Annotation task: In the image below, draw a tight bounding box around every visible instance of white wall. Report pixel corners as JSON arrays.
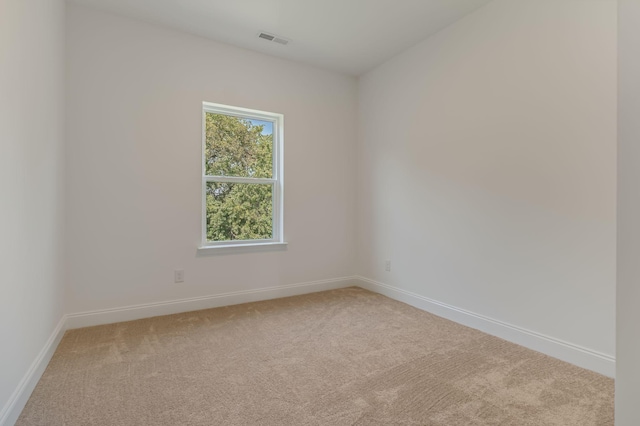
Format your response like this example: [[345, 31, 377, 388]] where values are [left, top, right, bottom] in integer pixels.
[[65, 5, 358, 314], [0, 0, 66, 423], [358, 0, 616, 362], [617, 0, 640, 423]]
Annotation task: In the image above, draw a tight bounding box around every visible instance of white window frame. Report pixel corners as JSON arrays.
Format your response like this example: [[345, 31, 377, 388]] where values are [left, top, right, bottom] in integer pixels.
[[199, 102, 285, 252]]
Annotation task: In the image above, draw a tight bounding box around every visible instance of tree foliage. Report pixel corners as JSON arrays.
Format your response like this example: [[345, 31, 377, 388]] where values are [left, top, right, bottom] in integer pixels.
[[205, 113, 273, 242]]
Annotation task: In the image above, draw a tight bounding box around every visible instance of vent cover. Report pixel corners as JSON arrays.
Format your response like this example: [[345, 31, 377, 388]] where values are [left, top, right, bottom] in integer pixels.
[[258, 32, 290, 46]]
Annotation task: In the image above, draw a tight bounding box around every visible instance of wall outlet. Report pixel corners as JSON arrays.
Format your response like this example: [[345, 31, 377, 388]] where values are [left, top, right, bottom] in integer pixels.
[[385, 260, 391, 272], [174, 269, 184, 283]]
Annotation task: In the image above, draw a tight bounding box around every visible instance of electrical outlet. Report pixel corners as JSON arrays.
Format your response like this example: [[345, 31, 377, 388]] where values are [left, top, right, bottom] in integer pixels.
[[174, 269, 184, 283], [385, 260, 391, 272]]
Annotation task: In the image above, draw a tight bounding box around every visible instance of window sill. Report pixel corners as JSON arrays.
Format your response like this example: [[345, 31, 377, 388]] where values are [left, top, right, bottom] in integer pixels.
[[197, 241, 288, 255]]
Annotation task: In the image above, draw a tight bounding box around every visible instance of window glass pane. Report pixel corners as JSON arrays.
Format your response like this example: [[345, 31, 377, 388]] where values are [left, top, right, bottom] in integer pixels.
[[205, 113, 273, 178], [206, 182, 273, 242]]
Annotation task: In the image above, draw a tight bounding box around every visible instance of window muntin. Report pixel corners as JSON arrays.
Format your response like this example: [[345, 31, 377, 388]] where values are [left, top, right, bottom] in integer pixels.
[[202, 102, 283, 247]]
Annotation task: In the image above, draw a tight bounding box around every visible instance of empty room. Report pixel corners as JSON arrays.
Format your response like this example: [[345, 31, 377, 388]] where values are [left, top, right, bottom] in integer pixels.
[[2, 0, 640, 424]]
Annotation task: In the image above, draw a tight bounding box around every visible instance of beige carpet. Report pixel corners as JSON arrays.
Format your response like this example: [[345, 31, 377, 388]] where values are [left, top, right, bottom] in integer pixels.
[[17, 287, 613, 425]]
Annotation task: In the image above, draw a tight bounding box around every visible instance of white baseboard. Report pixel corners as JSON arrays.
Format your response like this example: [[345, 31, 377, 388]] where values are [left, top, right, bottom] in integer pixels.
[[0, 316, 67, 426], [66, 276, 357, 329], [355, 276, 615, 378]]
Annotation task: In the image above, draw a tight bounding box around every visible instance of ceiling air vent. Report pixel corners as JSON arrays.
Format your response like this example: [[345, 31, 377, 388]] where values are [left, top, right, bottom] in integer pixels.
[[258, 32, 290, 46]]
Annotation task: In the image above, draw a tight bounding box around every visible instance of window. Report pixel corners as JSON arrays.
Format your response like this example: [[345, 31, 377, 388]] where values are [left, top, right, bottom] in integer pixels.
[[200, 102, 284, 250]]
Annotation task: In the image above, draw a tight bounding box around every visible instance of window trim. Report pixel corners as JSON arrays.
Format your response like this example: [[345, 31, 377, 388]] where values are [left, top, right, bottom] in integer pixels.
[[199, 102, 284, 251]]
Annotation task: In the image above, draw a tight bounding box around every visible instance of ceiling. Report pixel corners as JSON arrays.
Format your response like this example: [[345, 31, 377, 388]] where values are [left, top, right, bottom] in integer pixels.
[[70, 0, 493, 76]]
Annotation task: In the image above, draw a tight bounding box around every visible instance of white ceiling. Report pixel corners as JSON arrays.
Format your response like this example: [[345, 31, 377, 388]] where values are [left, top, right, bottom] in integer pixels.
[[70, 0, 493, 76]]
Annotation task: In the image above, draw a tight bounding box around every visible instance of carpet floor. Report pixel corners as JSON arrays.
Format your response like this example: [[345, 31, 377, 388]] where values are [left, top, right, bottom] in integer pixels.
[[17, 287, 613, 425]]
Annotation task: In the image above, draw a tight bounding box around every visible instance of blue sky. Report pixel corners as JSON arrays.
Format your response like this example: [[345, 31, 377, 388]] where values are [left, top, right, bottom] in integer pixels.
[[249, 119, 273, 136]]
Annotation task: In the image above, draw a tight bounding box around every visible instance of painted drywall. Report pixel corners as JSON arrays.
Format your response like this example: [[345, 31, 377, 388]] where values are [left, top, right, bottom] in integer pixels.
[[0, 0, 66, 422], [358, 0, 616, 359], [617, 0, 640, 423], [65, 5, 358, 314]]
